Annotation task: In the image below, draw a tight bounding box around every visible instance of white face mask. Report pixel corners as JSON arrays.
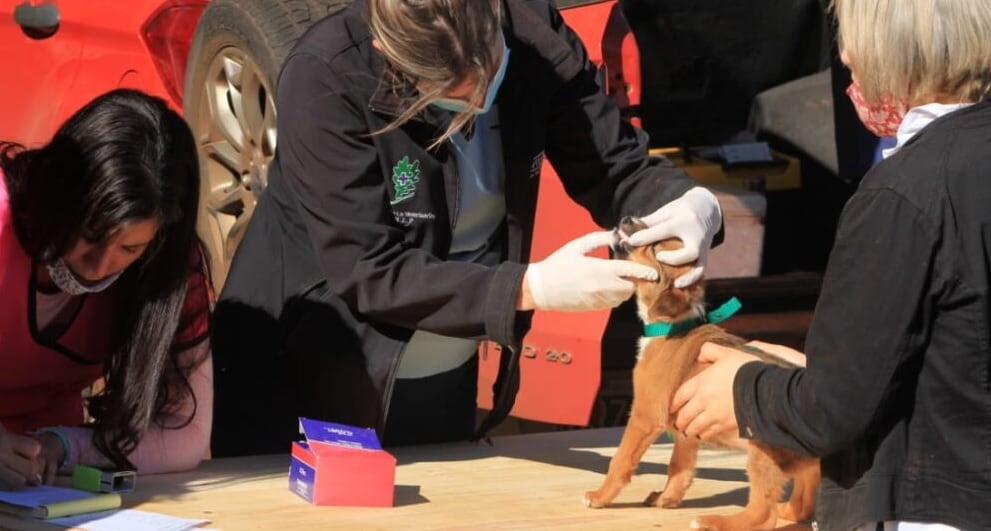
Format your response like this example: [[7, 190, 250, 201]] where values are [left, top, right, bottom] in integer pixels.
[[45, 258, 123, 296]]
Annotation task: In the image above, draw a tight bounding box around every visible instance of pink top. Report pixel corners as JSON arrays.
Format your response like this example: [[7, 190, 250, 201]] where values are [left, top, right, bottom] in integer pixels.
[[0, 169, 212, 474], [60, 342, 213, 474]]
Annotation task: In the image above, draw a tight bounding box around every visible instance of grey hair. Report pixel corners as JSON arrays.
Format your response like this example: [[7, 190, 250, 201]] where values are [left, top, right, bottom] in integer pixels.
[[833, 0, 991, 106], [366, 0, 504, 148]]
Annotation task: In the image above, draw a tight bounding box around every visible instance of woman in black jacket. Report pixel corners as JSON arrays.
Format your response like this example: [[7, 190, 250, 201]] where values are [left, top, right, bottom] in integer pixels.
[[671, 1, 991, 529], [211, 0, 722, 455]]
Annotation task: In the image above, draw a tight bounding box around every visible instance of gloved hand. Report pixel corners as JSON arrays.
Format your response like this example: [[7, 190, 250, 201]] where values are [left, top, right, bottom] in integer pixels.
[[626, 187, 721, 288], [525, 231, 659, 312]]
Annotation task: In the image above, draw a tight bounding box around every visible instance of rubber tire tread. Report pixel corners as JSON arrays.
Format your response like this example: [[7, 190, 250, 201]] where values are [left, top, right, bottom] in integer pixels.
[[183, 0, 354, 288]]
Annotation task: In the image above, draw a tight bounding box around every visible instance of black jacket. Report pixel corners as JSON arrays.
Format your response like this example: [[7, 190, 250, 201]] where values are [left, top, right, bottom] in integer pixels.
[[211, 0, 696, 455], [734, 101, 991, 530]]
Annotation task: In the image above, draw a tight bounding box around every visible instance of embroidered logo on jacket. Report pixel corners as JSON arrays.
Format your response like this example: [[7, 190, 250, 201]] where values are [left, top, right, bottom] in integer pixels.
[[390, 156, 420, 205]]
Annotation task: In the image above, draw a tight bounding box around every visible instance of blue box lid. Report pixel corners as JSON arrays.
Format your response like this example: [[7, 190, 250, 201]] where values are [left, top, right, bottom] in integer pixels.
[[299, 417, 382, 450]]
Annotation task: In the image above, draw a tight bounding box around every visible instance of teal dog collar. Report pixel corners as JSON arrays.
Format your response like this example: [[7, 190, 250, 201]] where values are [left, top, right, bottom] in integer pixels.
[[642, 297, 742, 337]]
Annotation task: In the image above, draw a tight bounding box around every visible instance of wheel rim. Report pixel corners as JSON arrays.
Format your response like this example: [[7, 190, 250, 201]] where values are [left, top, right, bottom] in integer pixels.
[[192, 46, 277, 289]]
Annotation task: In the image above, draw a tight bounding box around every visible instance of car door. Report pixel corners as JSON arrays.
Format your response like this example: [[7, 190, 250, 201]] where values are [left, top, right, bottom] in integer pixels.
[[0, 0, 87, 146]]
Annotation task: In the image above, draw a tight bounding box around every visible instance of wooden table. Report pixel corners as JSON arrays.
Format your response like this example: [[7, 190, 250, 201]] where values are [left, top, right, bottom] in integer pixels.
[[0, 428, 812, 530]]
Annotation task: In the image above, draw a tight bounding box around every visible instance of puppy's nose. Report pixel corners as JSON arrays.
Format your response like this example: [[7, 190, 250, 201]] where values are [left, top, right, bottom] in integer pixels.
[[609, 227, 624, 255], [610, 225, 634, 258]]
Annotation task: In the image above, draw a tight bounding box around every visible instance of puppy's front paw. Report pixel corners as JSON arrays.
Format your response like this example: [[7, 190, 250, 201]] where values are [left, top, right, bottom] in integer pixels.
[[692, 513, 776, 531], [583, 490, 610, 509], [644, 490, 683, 508], [689, 516, 723, 530]]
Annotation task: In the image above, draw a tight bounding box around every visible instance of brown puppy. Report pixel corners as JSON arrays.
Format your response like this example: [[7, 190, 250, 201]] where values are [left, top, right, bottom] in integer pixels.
[[583, 217, 819, 530]]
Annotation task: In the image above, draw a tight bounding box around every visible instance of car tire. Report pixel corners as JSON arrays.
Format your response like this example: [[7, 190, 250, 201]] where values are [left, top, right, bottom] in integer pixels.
[[184, 0, 353, 292]]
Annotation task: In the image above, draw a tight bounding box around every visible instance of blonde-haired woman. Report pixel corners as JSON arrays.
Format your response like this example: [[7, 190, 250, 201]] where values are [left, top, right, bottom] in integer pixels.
[[210, 0, 722, 455], [670, 1, 991, 529]]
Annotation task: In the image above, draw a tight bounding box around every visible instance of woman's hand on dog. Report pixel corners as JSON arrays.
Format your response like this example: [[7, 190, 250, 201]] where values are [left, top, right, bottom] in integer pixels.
[[670, 342, 762, 440]]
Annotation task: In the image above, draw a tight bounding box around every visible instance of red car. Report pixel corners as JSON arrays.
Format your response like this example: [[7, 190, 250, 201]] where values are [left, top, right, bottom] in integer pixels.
[[0, 0, 838, 431]]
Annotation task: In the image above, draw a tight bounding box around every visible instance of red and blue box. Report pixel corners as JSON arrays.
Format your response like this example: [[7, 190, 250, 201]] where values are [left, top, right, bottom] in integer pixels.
[[289, 417, 396, 507]]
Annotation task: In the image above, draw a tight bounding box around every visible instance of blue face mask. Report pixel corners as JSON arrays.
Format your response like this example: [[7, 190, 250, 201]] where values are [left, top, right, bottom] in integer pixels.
[[430, 45, 510, 115]]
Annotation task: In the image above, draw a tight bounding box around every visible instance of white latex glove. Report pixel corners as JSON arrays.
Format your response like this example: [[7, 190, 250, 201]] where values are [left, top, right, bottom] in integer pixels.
[[526, 231, 659, 312], [626, 187, 721, 288]]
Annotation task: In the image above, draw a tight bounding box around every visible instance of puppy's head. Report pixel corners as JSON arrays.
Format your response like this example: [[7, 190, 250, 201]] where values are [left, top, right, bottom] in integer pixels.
[[611, 216, 705, 323]]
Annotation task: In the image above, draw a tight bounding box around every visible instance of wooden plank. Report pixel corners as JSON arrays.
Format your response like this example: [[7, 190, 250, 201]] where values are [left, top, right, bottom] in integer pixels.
[[0, 428, 812, 530]]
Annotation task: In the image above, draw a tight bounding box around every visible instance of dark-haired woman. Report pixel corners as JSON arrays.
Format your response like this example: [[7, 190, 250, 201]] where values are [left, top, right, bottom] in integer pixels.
[[0, 89, 212, 489]]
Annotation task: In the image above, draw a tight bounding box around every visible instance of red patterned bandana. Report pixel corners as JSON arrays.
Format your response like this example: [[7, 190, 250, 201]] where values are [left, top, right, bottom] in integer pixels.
[[846, 80, 907, 138]]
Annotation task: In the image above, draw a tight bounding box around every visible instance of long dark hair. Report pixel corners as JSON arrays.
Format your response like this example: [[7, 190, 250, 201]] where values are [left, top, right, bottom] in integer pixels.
[[0, 89, 205, 469]]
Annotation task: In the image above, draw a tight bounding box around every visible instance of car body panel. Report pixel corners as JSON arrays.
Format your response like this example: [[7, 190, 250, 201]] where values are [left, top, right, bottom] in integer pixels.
[[67, 0, 180, 111], [0, 0, 86, 146], [0, 0, 184, 146]]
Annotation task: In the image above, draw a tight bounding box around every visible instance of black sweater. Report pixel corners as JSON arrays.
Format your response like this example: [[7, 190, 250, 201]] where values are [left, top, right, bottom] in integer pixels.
[[734, 101, 991, 530]]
